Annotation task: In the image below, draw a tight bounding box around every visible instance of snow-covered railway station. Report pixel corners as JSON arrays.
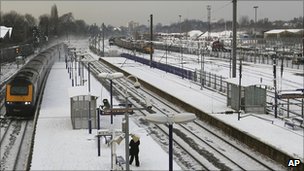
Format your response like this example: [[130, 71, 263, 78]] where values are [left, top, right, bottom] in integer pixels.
[[2, 38, 303, 170], [1, 1, 304, 170]]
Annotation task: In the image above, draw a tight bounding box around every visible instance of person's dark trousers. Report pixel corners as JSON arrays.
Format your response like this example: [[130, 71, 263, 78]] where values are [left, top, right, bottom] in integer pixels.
[[129, 153, 140, 166]]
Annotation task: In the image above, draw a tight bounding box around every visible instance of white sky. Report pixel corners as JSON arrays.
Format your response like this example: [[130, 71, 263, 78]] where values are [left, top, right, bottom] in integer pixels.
[[1, 1, 303, 27]]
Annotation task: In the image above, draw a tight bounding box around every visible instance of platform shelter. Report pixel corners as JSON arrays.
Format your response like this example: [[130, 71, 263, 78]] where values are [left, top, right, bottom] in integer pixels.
[[68, 87, 99, 129], [226, 78, 267, 114]]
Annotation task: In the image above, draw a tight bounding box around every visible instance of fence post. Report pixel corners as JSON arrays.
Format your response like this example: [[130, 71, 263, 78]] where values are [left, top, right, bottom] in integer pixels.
[[202, 71, 206, 87], [220, 75, 223, 92], [287, 99, 290, 118], [214, 73, 217, 89], [194, 69, 197, 82], [208, 72, 211, 87]]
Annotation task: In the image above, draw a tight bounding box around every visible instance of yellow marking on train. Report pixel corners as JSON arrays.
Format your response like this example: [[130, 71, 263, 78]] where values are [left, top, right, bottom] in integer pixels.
[[6, 84, 33, 102]]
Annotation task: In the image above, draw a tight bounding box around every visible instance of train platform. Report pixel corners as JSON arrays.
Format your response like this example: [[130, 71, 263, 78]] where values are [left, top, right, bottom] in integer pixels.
[[30, 61, 181, 170], [30, 44, 303, 170]]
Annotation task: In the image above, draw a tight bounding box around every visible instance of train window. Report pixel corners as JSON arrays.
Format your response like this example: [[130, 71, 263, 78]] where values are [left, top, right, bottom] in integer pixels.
[[10, 86, 28, 95]]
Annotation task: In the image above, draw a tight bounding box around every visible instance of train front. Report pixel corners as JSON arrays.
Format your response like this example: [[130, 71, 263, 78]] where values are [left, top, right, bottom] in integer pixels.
[[5, 78, 35, 117]]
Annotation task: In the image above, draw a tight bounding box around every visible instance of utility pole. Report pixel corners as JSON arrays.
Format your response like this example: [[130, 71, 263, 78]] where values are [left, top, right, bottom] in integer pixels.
[[253, 6, 258, 64], [179, 14, 183, 76], [302, 0, 304, 118], [207, 5, 211, 40], [150, 14, 153, 68], [102, 23, 105, 57], [0, 0, 2, 77], [232, 0, 237, 78], [272, 54, 278, 118]]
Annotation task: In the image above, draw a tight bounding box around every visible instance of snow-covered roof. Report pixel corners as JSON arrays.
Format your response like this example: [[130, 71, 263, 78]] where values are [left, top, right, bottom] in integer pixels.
[[0, 26, 12, 38], [225, 77, 269, 87], [201, 31, 220, 38], [200, 30, 232, 39], [187, 30, 203, 39], [68, 86, 99, 98], [264, 29, 303, 34]]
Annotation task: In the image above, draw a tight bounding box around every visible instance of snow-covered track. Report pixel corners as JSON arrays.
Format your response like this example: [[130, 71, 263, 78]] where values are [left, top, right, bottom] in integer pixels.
[[83, 55, 286, 170], [0, 43, 66, 171], [0, 120, 33, 171], [128, 85, 283, 170], [84, 59, 210, 170]]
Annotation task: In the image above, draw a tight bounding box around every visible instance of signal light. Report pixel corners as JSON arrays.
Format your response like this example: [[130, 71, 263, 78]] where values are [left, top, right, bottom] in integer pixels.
[[16, 48, 20, 54]]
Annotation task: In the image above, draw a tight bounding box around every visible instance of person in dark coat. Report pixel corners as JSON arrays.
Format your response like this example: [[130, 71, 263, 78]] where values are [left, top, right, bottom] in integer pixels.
[[129, 134, 140, 167]]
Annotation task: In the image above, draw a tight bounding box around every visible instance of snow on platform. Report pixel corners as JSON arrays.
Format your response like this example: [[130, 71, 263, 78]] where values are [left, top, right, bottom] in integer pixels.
[[30, 43, 303, 170], [31, 62, 180, 170]]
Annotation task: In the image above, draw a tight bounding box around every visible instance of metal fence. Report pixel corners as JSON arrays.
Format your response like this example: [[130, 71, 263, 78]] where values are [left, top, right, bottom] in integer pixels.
[[121, 53, 303, 118], [121, 53, 227, 93]]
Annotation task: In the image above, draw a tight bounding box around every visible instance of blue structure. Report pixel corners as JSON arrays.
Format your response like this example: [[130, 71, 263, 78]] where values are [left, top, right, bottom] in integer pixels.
[[121, 53, 193, 80]]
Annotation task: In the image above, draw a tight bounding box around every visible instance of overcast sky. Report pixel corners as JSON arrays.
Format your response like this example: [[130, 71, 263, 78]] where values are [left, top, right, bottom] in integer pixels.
[[1, 1, 303, 27]]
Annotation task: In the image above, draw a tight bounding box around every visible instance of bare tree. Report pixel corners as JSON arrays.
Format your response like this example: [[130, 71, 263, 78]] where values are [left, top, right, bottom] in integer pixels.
[[239, 15, 250, 27], [39, 14, 50, 38]]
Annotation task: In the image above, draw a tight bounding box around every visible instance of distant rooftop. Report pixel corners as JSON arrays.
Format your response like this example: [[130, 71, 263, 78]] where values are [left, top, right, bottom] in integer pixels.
[[0, 26, 13, 38], [264, 29, 303, 34]]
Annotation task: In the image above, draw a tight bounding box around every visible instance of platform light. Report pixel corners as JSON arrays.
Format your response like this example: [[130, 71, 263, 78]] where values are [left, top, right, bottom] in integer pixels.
[[145, 112, 196, 171], [122, 74, 141, 171], [98, 72, 124, 169], [98, 72, 124, 80], [98, 72, 124, 124]]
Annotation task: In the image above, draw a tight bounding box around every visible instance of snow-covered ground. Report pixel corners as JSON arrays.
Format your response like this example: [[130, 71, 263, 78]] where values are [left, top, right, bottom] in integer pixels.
[[31, 61, 181, 170], [98, 56, 304, 159], [99, 39, 304, 159], [3, 38, 302, 170]]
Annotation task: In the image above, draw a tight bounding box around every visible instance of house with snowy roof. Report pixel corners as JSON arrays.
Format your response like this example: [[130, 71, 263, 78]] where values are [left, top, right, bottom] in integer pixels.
[[264, 29, 303, 38], [0, 26, 13, 39]]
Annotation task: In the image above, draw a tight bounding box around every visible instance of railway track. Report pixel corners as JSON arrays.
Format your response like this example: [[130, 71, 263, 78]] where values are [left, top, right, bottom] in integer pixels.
[[0, 76, 45, 171], [128, 81, 284, 170], [129, 50, 304, 118], [81, 54, 286, 170], [0, 119, 34, 171], [0, 46, 62, 171]]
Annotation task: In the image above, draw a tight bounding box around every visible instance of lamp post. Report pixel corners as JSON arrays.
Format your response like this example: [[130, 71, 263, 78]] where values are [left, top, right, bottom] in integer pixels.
[[124, 75, 141, 171], [87, 62, 94, 134], [98, 72, 124, 169], [201, 47, 205, 90], [238, 56, 243, 121], [145, 113, 196, 171], [79, 58, 98, 134], [98, 72, 124, 124]]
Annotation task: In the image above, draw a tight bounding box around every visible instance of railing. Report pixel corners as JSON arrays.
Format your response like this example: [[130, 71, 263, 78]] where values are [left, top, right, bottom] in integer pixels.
[[120, 53, 303, 119], [122, 53, 228, 94]]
